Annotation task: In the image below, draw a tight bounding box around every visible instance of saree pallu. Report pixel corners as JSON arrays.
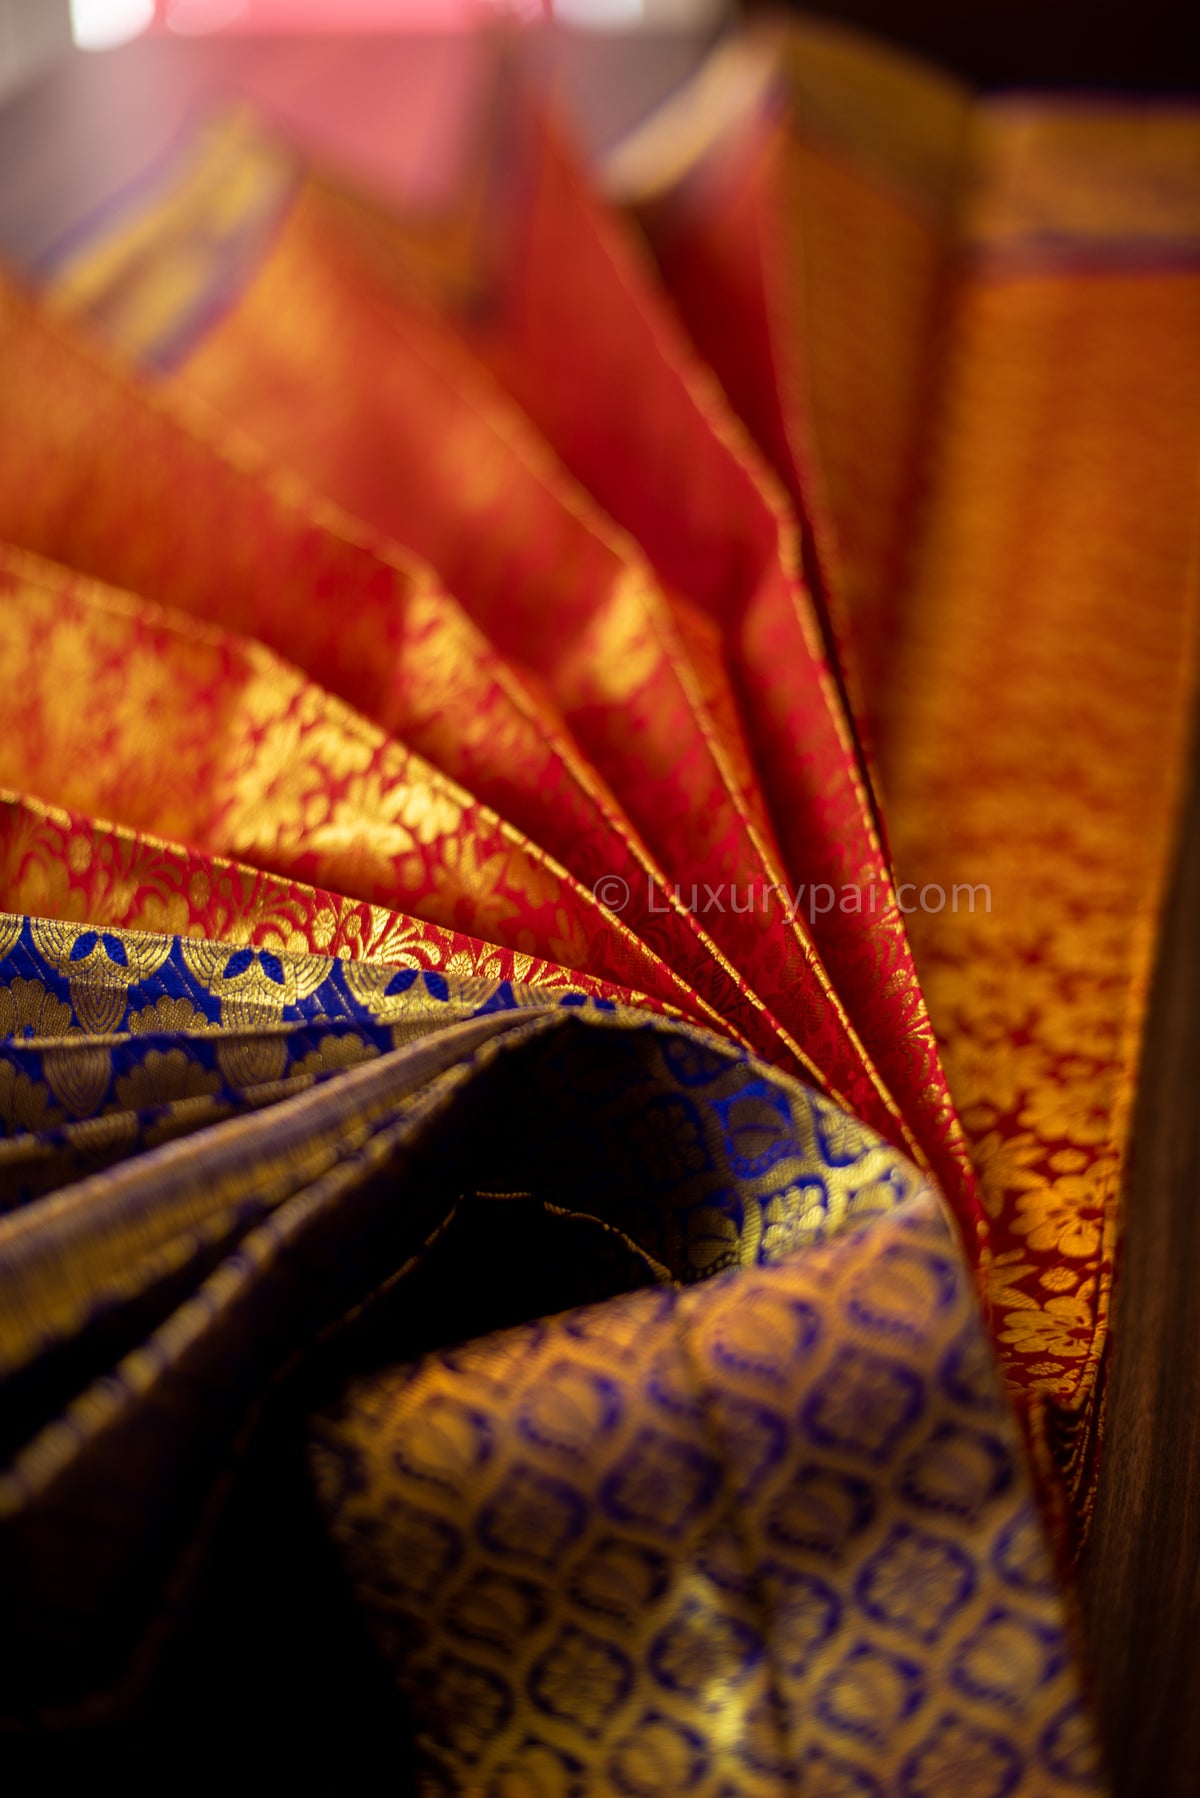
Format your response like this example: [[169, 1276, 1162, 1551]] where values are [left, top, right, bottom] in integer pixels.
[[0, 15, 1196, 1791], [606, 21, 1200, 1537], [12, 111, 956, 1185]]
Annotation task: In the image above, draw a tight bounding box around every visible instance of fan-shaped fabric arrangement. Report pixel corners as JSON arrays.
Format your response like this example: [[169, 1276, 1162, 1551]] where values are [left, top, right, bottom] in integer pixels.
[[0, 19, 1196, 1791]]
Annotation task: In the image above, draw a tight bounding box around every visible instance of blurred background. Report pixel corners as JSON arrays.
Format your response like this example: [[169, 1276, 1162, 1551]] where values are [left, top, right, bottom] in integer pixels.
[[1, 0, 1196, 275], [3, 0, 1198, 92]]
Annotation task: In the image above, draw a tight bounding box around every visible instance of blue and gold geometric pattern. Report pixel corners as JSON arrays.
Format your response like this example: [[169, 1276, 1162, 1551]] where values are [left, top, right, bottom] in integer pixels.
[[0, 914, 1102, 1792]]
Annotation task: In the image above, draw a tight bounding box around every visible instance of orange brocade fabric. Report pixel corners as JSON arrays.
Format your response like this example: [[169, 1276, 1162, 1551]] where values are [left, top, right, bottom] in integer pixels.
[[0, 23, 1197, 1769], [616, 28, 1200, 1534]]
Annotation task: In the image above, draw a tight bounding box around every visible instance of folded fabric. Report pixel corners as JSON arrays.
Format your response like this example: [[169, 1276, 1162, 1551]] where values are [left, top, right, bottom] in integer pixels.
[[0, 15, 1196, 1790], [0, 915, 1099, 1795]]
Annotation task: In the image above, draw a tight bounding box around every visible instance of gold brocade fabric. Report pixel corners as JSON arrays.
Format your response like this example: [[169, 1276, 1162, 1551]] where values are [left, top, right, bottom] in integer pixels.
[[0, 15, 1196, 1792], [612, 23, 1200, 1537], [0, 916, 1099, 1794], [881, 234, 1200, 1526], [20, 110, 959, 1180]]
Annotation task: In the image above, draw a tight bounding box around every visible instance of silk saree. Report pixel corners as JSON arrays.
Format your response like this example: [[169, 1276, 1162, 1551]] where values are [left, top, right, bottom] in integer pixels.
[[0, 17, 1197, 1793]]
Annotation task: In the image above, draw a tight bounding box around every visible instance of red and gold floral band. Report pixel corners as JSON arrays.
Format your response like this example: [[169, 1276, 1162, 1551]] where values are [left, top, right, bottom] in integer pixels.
[[604, 21, 1200, 1536], [13, 100, 976, 1221]]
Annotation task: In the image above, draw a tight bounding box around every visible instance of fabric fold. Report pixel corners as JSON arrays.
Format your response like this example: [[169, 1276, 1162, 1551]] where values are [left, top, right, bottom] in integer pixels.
[[0, 919, 1100, 1798], [0, 18, 1195, 1785]]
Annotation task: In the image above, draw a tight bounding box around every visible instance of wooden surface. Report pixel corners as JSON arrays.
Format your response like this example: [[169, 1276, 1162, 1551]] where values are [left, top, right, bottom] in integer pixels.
[[1079, 741, 1200, 1797]]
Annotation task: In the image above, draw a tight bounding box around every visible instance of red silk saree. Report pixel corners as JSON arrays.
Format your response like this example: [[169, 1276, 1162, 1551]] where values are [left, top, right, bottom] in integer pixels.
[[0, 18, 1196, 1793]]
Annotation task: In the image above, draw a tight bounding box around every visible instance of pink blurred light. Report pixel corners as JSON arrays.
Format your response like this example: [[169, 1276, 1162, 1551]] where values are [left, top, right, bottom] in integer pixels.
[[158, 0, 536, 29]]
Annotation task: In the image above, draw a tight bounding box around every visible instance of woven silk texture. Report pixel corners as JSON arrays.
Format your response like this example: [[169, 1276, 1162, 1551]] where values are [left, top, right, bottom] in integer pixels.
[[0, 16, 1196, 1795]]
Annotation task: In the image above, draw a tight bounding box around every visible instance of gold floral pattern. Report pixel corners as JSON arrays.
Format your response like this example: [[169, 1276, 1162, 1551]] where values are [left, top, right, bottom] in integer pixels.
[[0, 977, 75, 1040], [112, 1049, 223, 1113], [0, 545, 731, 1046]]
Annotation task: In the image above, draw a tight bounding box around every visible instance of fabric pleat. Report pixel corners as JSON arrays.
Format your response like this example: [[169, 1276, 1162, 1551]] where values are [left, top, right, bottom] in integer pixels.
[[0, 18, 1195, 1790]]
